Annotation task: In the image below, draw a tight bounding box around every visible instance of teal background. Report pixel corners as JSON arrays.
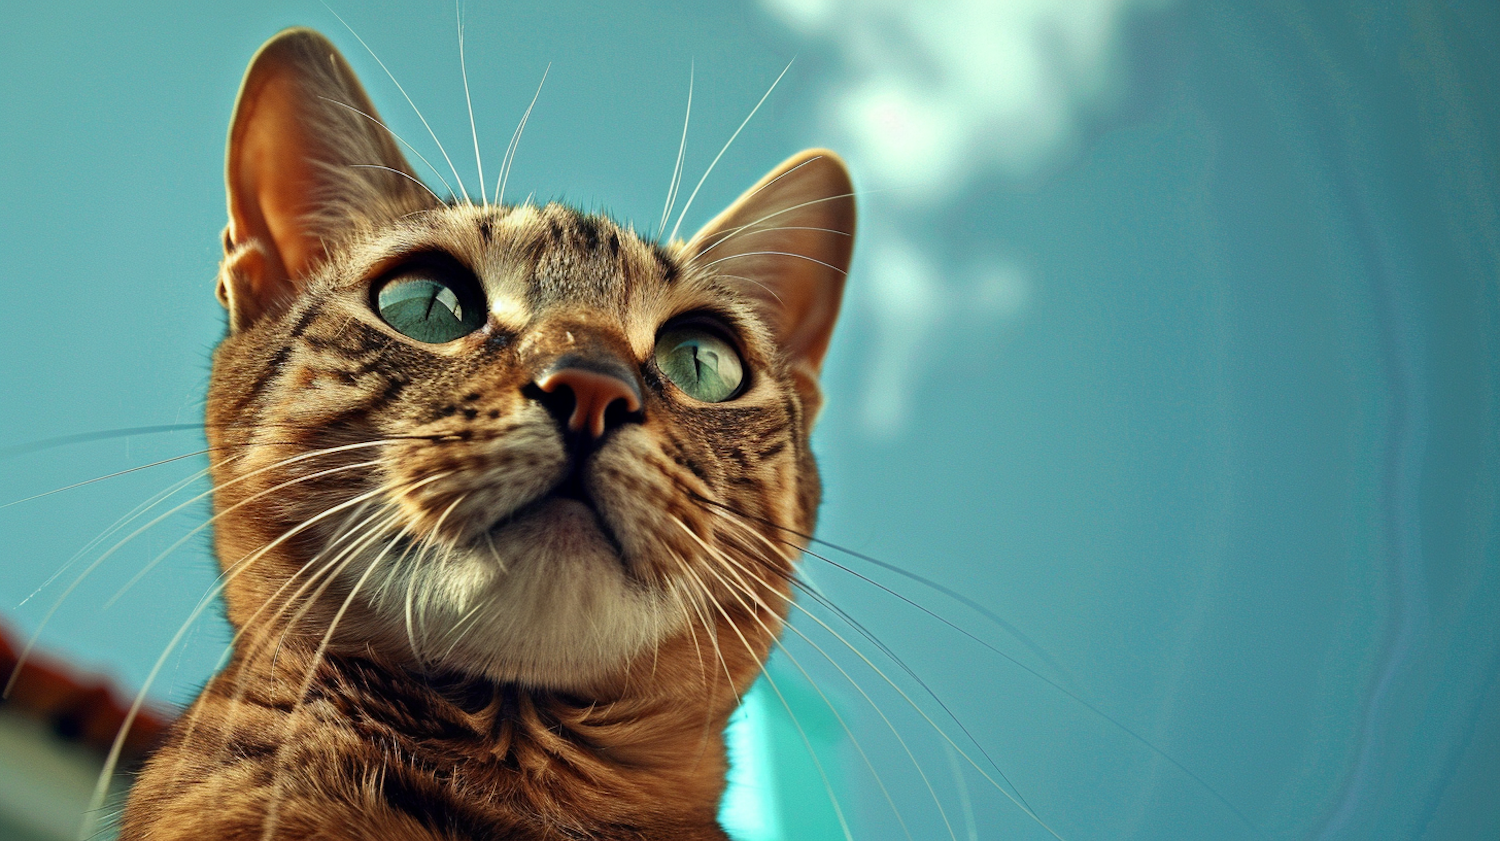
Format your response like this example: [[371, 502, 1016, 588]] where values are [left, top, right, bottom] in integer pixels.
[[2, 2, 1497, 839]]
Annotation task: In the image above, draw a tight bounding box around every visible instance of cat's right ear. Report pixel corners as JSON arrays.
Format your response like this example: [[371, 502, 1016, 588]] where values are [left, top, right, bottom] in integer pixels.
[[219, 28, 438, 331]]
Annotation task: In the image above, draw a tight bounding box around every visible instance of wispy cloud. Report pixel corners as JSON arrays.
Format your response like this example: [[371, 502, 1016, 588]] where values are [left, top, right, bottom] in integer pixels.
[[763, 0, 1171, 434]]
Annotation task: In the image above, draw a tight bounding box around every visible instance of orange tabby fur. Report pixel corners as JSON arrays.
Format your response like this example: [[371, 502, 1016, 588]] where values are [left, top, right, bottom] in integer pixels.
[[119, 28, 854, 840]]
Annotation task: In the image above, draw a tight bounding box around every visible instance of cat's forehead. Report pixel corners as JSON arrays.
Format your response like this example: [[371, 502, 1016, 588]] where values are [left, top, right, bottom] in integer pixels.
[[335, 201, 729, 340]]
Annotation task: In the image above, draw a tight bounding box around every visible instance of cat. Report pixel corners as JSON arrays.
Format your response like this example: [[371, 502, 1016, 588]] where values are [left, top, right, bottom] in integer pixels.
[[116, 27, 854, 840]]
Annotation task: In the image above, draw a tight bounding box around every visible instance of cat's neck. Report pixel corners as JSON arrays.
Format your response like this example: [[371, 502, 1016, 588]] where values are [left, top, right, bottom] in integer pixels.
[[123, 640, 743, 840]]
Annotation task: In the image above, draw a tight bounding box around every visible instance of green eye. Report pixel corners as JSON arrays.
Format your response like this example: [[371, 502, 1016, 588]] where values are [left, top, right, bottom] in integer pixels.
[[375, 272, 485, 343], [655, 324, 745, 403]]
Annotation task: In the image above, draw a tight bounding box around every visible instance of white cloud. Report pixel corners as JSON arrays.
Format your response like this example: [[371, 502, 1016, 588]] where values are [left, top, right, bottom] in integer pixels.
[[767, 0, 1170, 197], [762, 0, 1171, 433]]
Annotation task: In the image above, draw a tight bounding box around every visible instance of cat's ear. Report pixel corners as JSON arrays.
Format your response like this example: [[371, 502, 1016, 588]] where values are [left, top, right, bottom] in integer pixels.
[[219, 28, 438, 331], [686, 149, 855, 423]]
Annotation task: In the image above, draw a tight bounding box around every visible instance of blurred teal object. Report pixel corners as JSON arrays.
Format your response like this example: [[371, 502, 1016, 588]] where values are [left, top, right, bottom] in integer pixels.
[[720, 662, 848, 841]]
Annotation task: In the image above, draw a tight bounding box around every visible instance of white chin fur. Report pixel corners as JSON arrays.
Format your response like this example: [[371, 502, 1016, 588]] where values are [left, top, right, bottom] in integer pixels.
[[358, 498, 681, 689]]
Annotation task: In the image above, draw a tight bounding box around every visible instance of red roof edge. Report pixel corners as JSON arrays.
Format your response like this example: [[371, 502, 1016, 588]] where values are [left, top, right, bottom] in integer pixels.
[[0, 621, 172, 762]]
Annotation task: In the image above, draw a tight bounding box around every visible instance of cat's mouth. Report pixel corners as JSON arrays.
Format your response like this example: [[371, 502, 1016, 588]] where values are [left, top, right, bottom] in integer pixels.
[[485, 456, 626, 560]]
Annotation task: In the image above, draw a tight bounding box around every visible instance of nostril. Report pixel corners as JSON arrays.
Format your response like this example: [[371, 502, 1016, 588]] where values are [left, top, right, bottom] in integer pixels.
[[601, 396, 635, 432], [523, 381, 576, 431], [532, 366, 643, 439]]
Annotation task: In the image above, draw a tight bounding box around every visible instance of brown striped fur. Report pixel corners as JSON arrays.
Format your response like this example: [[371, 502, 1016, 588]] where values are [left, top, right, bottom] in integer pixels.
[[119, 28, 854, 840]]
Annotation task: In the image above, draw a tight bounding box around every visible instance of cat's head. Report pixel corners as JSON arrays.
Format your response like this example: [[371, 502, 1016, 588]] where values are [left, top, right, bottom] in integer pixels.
[[204, 29, 854, 698]]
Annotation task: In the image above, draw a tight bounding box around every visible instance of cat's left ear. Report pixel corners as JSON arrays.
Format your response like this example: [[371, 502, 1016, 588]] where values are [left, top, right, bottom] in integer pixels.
[[218, 28, 439, 331], [686, 149, 855, 424]]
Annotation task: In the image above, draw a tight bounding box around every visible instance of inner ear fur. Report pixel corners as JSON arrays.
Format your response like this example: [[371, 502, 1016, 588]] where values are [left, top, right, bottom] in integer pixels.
[[219, 27, 438, 331], [686, 149, 856, 422]]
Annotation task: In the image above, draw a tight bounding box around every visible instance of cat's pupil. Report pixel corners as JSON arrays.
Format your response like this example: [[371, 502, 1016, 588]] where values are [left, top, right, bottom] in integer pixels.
[[654, 326, 745, 402], [376, 274, 485, 343]]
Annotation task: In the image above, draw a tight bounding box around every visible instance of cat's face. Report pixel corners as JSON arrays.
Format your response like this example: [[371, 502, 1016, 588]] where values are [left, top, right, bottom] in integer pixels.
[[203, 29, 854, 695]]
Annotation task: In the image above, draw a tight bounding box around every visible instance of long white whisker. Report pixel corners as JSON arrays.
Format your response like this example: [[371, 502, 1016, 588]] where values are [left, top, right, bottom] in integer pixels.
[[6, 439, 396, 699], [323, 4, 472, 203], [943, 742, 980, 841], [321, 97, 458, 200], [697, 249, 849, 276], [348, 164, 446, 204], [667, 551, 750, 774], [659, 64, 693, 235], [712, 503, 1239, 836], [261, 510, 405, 841], [670, 534, 853, 841], [78, 567, 229, 841], [706, 512, 1064, 838], [496, 65, 550, 204], [77, 471, 427, 840], [456, 2, 486, 204], [403, 546, 424, 662], [685, 189, 862, 265], [690, 490, 1077, 686], [20, 460, 216, 608], [2, 449, 213, 511], [104, 456, 385, 609], [673, 557, 738, 703], [668, 59, 793, 244], [671, 572, 710, 689], [170, 487, 429, 781], [681, 523, 921, 841]]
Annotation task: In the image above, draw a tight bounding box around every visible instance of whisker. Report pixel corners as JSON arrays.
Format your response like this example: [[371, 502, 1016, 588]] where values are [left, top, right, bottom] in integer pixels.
[[706, 271, 785, 305], [672, 534, 854, 841], [170, 500, 400, 776], [1, 449, 212, 510], [672, 556, 739, 704], [496, 65, 550, 205], [658, 64, 693, 236], [943, 742, 980, 841], [5, 440, 396, 699], [456, 1, 486, 204], [169, 468, 451, 802], [679, 522, 922, 841], [19, 462, 215, 608], [261, 509, 405, 841], [80, 470, 441, 835], [688, 491, 1074, 687], [703, 504, 1264, 838], [403, 544, 424, 662], [683, 189, 868, 267], [696, 249, 849, 276], [321, 97, 458, 200], [784, 577, 1060, 836], [671, 571, 710, 690], [322, 3, 472, 203], [348, 164, 446, 205], [706, 506, 1042, 821], [680, 518, 949, 841], [0, 423, 201, 459], [77, 568, 227, 841], [667, 59, 793, 244]]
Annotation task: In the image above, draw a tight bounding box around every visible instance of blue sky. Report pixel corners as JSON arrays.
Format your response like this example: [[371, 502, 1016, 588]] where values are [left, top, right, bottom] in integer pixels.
[[2, 2, 1498, 839]]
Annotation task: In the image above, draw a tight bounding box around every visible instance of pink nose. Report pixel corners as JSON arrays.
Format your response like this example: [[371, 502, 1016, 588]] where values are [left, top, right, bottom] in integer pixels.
[[535, 367, 643, 438]]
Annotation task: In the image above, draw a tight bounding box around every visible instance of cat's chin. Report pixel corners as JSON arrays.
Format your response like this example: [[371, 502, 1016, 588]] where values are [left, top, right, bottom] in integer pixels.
[[356, 494, 687, 692], [487, 492, 624, 563]]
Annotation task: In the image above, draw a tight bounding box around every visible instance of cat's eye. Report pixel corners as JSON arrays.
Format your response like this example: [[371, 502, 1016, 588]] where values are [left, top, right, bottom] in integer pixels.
[[655, 324, 745, 403], [375, 270, 485, 343]]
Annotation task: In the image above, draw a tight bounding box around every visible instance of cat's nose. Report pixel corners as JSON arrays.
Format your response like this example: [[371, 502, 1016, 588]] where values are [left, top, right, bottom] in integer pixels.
[[534, 357, 644, 439]]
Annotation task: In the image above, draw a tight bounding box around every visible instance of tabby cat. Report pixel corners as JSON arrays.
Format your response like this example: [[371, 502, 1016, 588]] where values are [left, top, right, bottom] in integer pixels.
[[118, 28, 854, 840]]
